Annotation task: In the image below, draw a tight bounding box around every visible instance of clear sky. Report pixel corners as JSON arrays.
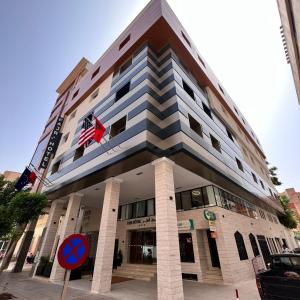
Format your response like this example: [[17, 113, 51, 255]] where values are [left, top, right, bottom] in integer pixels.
[[0, 0, 299, 192]]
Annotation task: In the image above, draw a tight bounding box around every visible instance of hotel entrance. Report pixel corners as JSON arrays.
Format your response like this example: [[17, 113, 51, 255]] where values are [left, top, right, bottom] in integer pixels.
[[128, 230, 157, 264]]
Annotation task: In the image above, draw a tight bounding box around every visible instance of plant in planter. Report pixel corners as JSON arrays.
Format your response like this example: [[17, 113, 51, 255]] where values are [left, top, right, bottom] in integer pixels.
[[35, 256, 49, 276]]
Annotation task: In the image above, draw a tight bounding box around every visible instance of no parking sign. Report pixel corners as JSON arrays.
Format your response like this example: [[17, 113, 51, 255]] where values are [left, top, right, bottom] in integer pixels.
[[58, 233, 89, 270]]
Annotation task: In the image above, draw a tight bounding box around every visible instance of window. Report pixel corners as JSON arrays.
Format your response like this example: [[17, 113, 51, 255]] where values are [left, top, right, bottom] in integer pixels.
[[70, 110, 76, 120], [179, 233, 195, 262], [51, 160, 61, 174], [210, 134, 221, 153], [62, 133, 69, 144], [218, 84, 224, 94], [181, 191, 192, 210], [175, 193, 182, 210], [234, 231, 248, 260], [147, 199, 155, 216], [202, 102, 212, 119], [249, 233, 260, 257], [118, 198, 155, 220], [119, 34, 130, 50], [73, 145, 84, 161], [119, 58, 132, 74], [191, 189, 204, 207], [242, 118, 246, 125], [72, 89, 79, 99], [115, 82, 130, 101], [181, 31, 191, 47], [90, 89, 99, 101], [259, 209, 266, 220], [260, 180, 265, 190], [110, 116, 126, 138], [234, 106, 239, 115], [268, 188, 273, 197], [188, 114, 203, 137], [91, 66, 100, 80], [182, 80, 195, 100], [135, 201, 146, 218], [226, 128, 234, 141], [251, 172, 258, 183], [197, 54, 206, 67], [236, 158, 244, 172]]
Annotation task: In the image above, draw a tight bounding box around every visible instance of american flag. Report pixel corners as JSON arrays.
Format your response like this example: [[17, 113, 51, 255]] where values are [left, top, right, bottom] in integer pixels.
[[78, 115, 95, 147]]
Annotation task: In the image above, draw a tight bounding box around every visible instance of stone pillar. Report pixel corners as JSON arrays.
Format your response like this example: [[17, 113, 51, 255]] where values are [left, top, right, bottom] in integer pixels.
[[152, 157, 184, 300], [32, 200, 64, 277], [91, 178, 122, 294], [50, 193, 83, 283], [12, 218, 38, 273]]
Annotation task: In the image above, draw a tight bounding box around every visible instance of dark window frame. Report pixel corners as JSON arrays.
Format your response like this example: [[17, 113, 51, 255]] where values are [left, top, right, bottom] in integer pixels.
[[210, 134, 221, 153], [202, 102, 212, 119], [110, 116, 127, 138], [115, 82, 130, 102], [188, 114, 203, 137], [91, 67, 100, 80], [182, 80, 195, 100], [236, 158, 244, 172], [119, 34, 130, 50], [234, 231, 248, 261], [249, 233, 260, 257], [181, 31, 191, 47], [73, 145, 85, 161]]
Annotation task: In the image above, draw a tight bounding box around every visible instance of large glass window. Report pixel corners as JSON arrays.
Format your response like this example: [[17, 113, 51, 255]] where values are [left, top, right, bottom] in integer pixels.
[[147, 199, 155, 216], [234, 231, 248, 261], [175, 193, 182, 210], [181, 191, 192, 210], [179, 233, 195, 263], [136, 201, 146, 218], [191, 189, 203, 208]]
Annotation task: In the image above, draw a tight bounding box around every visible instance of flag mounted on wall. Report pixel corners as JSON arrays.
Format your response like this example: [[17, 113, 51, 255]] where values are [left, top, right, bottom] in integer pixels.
[[15, 167, 37, 191], [78, 114, 106, 147]]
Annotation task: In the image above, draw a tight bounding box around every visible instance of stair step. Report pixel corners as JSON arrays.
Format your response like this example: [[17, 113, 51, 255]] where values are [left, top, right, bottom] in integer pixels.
[[113, 269, 156, 277]]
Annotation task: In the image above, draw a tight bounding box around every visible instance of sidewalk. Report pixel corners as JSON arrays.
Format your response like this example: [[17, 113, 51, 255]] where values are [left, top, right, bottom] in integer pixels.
[[0, 269, 261, 300]]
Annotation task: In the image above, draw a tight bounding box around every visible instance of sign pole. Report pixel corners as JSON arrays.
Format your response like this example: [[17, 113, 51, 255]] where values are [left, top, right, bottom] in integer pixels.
[[60, 270, 71, 300], [58, 206, 86, 300]]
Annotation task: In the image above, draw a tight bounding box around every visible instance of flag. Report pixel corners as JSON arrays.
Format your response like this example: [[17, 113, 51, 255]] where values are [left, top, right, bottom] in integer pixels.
[[78, 115, 106, 147], [78, 115, 95, 147], [15, 168, 36, 191], [94, 116, 106, 143], [28, 171, 37, 185]]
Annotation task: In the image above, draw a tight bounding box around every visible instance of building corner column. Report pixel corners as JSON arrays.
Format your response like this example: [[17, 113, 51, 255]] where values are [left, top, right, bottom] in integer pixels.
[[152, 157, 184, 300], [31, 200, 64, 277], [49, 193, 83, 283], [91, 177, 122, 294]]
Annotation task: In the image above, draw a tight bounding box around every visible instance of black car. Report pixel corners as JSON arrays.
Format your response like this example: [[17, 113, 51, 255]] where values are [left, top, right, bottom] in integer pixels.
[[294, 248, 300, 254], [256, 254, 300, 299]]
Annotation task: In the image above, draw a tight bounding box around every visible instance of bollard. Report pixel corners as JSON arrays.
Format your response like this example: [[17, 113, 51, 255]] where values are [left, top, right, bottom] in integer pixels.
[[235, 289, 239, 300]]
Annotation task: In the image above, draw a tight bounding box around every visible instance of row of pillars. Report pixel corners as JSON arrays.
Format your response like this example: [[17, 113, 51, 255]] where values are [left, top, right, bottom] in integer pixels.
[[33, 157, 184, 300]]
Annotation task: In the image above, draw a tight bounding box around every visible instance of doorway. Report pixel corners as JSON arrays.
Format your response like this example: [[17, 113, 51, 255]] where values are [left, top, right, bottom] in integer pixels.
[[206, 230, 221, 268], [129, 230, 156, 264], [257, 235, 271, 265]]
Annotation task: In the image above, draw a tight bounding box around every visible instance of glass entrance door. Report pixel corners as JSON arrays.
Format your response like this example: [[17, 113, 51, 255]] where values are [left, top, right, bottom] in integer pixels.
[[129, 230, 156, 264]]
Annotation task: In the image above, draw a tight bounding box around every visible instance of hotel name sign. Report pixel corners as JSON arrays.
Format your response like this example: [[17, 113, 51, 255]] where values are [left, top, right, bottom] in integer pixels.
[[39, 116, 64, 169]]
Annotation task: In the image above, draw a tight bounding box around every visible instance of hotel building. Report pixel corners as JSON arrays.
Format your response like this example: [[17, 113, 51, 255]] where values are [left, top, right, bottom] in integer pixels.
[[28, 0, 296, 298]]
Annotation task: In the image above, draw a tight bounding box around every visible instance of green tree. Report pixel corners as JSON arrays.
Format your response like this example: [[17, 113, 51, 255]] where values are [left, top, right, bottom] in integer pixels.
[[278, 195, 298, 229], [0, 191, 47, 273], [0, 176, 18, 239], [269, 166, 282, 186]]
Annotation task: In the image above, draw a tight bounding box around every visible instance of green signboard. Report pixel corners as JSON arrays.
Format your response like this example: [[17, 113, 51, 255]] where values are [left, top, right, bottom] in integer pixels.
[[204, 209, 216, 221]]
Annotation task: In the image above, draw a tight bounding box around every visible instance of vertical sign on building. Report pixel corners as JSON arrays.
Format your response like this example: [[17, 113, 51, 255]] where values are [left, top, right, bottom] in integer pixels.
[[39, 116, 64, 169]]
